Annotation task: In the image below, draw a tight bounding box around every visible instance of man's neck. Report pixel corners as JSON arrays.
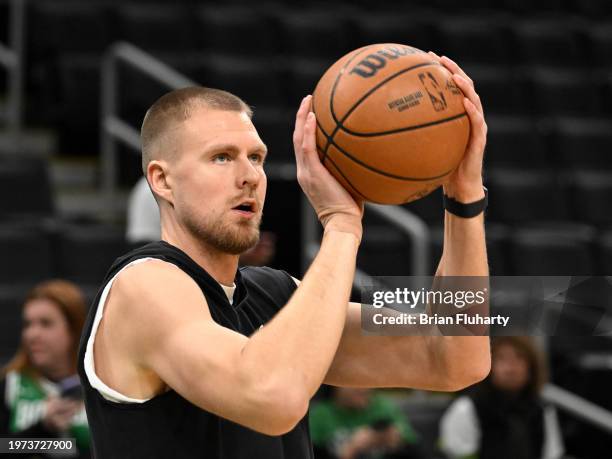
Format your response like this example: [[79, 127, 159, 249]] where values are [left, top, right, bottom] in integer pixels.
[[161, 230, 239, 286]]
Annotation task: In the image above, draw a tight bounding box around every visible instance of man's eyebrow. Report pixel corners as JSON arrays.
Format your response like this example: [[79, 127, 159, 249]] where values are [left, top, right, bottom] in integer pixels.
[[204, 143, 240, 154], [204, 143, 268, 155]]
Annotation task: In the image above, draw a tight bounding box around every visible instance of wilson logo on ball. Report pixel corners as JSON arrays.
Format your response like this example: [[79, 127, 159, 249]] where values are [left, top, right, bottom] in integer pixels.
[[349, 45, 422, 78]]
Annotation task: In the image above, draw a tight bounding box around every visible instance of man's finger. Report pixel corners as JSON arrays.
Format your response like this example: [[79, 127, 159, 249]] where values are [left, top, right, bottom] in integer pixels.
[[440, 56, 474, 88], [293, 95, 311, 150], [293, 95, 312, 169], [301, 111, 319, 167], [463, 98, 487, 155], [453, 74, 483, 114]]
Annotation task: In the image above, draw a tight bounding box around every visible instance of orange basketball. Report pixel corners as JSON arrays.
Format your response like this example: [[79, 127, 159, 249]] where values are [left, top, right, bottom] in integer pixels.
[[312, 43, 470, 204]]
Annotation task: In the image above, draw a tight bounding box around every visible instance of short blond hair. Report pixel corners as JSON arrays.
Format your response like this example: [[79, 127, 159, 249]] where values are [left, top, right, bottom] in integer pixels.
[[140, 86, 252, 174]]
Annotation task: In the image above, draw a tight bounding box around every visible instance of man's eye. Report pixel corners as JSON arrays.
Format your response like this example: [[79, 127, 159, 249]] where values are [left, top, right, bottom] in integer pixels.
[[213, 154, 230, 163], [249, 154, 264, 164]]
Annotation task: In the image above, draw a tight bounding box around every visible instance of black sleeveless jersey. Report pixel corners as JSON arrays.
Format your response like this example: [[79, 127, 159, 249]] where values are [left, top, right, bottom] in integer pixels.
[[76, 241, 313, 459]]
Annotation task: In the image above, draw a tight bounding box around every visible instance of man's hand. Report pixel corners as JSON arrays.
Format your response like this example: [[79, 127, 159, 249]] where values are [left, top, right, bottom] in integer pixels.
[[293, 95, 364, 242], [430, 52, 487, 203]]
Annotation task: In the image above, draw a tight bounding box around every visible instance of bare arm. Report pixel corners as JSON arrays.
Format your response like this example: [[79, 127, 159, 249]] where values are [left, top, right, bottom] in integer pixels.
[[111, 231, 356, 436], [322, 54, 491, 391]]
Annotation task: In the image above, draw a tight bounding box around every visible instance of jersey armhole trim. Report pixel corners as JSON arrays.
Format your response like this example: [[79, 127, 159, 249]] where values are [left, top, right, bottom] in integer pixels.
[[84, 257, 159, 404]]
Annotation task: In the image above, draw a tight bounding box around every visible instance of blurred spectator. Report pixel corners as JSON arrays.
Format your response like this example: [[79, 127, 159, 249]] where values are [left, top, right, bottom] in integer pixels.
[[126, 176, 161, 245], [310, 387, 425, 459], [440, 337, 564, 459], [0, 280, 91, 459], [239, 231, 277, 267]]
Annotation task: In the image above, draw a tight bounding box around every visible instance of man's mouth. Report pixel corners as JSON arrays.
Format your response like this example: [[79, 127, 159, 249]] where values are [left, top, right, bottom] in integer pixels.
[[232, 199, 257, 215]]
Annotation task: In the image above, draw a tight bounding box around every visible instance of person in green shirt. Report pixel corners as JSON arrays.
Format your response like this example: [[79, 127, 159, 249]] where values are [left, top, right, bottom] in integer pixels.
[[0, 280, 91, 459], [310, 387, 424, 459]]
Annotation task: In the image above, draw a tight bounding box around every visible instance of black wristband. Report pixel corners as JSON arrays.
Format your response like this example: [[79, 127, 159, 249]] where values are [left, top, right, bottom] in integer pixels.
[[443, 187, 488, 218]]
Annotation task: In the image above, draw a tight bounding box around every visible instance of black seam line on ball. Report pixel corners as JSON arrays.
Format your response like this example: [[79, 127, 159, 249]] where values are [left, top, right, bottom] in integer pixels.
[[323, 45, 376, 163], [322, 151, 371, 202], [339, 111, 469, 137], [316, 120, 334, 164], [316, 117, 455, 182], [334, 61, 441, 129]]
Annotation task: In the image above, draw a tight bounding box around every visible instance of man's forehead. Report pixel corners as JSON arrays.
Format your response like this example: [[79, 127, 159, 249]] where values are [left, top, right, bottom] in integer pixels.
[[185, 108, 255, 134]]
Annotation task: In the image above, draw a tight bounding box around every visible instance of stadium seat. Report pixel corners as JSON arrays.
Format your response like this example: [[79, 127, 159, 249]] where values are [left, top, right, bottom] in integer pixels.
[[567, 0, 612, 18], [357, 224, 412, 276], [285, 57, 333, 107], [276, 9, 353, 59], [589, 22, 612, 68], [29, 2, 114, 56], [352, 12, 436, 52], [436, 15, 511, 65], [0, 285, 29, 365], [0, 156, 53, 217], [513, 18, 587, 67], [0, 222, 53, 283], [485, 115, 549, 168], [553, 117, 612, 170], [57, 54, 101, 154], [199, 55, 287, 110], [116, 4, 195, 52], [509, 223, 596, 275], [530, 67, 604, 115], [55, 224, 128, 284], [600, 232, 612, 275], [501, 0, 566, 14], [569, 170, 612, 226], [486, 169, 569, 223], [0, 2, 7, 43], [195, 6, 279, 56], [251, 108, 294, 163]]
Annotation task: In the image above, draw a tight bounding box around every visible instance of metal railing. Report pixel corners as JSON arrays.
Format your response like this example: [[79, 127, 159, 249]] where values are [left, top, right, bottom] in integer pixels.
[[543, 383, 612, 434], [0, 0, 25, 143], [100, 42, 196, 208], [301, 195, 430, 283]]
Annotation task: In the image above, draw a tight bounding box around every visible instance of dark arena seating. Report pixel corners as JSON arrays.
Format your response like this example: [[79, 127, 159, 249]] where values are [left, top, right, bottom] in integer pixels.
[[1, 1, 611, 458]]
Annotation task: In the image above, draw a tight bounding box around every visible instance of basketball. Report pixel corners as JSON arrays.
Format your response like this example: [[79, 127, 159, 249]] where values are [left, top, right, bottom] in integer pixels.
[[313, 43, 471, 204]]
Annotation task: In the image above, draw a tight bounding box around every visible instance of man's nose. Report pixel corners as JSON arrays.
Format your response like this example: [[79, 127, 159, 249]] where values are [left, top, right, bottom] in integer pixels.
[[237, 157, 260, 188]]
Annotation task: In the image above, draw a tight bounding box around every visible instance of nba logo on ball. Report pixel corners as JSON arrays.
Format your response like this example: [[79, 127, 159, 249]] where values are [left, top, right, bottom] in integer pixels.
[[313, 44, 470, 205]]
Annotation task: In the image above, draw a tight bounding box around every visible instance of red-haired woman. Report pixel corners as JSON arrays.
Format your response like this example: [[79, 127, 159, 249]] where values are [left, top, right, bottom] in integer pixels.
[[0, 280, 91, 458]]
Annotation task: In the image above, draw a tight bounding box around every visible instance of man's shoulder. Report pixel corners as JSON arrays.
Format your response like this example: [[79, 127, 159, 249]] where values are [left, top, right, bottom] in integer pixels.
[[111, 258, 197, 306], [240, 266, 295, 287]]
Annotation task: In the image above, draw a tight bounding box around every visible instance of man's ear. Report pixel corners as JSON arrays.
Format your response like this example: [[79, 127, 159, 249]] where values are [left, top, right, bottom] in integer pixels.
[[147, 160, 173, 206]]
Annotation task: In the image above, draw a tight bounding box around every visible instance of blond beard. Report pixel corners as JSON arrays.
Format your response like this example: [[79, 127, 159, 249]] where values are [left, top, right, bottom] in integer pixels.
[[184, 210, 262, 255]]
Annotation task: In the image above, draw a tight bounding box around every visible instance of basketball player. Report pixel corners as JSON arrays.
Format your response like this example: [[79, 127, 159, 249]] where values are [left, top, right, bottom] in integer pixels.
[[77, 54, 490, 458]]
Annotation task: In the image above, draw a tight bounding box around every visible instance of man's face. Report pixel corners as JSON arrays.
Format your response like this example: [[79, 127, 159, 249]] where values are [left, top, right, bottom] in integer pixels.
[[169, 108, 267, 254]]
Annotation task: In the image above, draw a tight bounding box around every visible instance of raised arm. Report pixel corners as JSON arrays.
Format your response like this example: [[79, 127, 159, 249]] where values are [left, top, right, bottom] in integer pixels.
[[321, 54, 491, 391]]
